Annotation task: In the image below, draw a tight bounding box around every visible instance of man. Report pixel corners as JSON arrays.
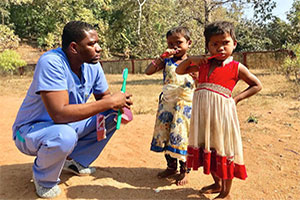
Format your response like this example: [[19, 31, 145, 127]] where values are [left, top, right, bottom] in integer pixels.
[[12, 21, 132, 198]]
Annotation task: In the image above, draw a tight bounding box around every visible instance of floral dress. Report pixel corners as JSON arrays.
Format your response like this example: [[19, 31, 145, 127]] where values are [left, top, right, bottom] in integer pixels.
[[150, 58, 195, 161]]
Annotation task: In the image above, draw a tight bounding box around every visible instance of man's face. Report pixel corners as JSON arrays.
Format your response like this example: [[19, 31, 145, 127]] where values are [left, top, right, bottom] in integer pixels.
[[76, 30, 102, 64]]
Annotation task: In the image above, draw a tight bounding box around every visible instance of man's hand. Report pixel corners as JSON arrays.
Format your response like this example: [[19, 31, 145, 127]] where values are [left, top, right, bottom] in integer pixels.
[[110, 91, 132, 110]]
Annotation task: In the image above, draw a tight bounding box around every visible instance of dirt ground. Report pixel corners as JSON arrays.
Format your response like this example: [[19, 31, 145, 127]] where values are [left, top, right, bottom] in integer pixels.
[[0, 75, 299, 200], [0, 45, 300, 199]]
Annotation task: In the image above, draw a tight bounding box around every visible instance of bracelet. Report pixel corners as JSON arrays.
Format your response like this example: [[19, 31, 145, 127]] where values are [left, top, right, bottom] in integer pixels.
[[151, 60, 159, 71], [152, 60, 157, 66]]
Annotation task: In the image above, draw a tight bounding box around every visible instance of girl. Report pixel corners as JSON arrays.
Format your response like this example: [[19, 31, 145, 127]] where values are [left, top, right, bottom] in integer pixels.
[[145, 26, 195, 186], [176, 21, 262, 199]]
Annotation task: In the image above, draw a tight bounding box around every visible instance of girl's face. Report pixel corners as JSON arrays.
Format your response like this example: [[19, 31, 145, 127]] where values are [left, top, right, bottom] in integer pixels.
[[167, 33, 191, 57], [207, 32, 237, 60]]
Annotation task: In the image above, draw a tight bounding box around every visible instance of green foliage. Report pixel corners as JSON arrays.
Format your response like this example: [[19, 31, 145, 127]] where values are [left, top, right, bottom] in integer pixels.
[[282, 44, 300, 84], [0, 24, 20, 52], [265, 17, 293, 49], [236, 20, 272, 51], [9, 0, 109, 51], [0, 49, 27, 74], [287, 0, 300, 44], [2, 0, 299, 60]]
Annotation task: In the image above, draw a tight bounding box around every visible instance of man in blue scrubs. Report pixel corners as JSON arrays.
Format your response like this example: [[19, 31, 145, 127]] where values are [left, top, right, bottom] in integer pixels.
[[12, 21, 132, 198]]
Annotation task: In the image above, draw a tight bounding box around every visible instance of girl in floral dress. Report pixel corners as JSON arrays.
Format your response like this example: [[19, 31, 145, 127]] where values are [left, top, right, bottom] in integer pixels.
[[145, 26, 195, 186]]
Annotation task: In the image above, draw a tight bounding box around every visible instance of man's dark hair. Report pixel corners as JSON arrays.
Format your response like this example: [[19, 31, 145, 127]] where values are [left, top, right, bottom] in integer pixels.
[[204, 21, 236, 48], [62, 21, 95, 50], [166, 26, 191, 41]]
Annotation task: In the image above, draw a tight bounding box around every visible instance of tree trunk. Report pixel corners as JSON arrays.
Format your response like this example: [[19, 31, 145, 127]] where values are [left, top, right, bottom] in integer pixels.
[[204, 0, 211, 27], [136, 0, 147, 37]]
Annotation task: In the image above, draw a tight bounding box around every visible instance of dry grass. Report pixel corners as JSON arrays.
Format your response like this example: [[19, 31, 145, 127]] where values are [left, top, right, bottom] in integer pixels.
[[0, 69, 299, 116]]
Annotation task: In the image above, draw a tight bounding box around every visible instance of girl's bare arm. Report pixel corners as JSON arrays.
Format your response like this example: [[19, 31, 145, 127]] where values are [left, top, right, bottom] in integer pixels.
[[233, 64, 262, 104], [176, 56, 208, 74], [145, 57, 165, 75]]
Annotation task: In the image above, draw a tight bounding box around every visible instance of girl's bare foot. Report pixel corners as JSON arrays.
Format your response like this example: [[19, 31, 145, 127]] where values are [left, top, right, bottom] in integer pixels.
[[199, 183, 222, 194], [157, 168, 177, 179], [214, 179, 232, 199], [214, 193, 231, 199], [176, 172, 188, 186]]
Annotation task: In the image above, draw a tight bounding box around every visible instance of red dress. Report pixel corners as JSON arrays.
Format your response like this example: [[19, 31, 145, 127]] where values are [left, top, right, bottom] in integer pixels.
[[187, 57, 247, 180]]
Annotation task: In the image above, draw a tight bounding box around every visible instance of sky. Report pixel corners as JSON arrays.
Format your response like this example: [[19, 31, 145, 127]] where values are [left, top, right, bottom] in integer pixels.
[[243, 0, 294, 21]]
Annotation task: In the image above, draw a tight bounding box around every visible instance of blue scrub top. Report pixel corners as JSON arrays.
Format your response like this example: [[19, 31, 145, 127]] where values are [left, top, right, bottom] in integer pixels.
[[12, 48, 108, 139]]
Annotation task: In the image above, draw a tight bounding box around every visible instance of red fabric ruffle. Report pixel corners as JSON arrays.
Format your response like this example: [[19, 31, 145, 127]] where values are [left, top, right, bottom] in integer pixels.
[[187, 146, 247, 180]]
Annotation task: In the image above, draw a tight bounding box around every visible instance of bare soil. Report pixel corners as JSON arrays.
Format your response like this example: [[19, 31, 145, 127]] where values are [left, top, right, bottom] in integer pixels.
[[0, 45, 299, 199]]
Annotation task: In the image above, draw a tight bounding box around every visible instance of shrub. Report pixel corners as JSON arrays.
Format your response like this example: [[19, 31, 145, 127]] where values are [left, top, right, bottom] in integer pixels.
[[282, 44, 300, 84], [0, 50, 27, 75], [0, 24, 20, 52], [37, 32, 60, 50]]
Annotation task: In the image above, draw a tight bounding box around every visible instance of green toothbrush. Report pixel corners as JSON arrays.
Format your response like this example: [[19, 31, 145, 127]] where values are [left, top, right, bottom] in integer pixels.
[[116, 68, 128, 130]]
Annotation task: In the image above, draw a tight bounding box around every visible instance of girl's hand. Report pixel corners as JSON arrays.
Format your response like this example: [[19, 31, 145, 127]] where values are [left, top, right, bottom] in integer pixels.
[[189, 72, 198, 80], [233, 96, 238, 105], [161, 48, 179, 58]]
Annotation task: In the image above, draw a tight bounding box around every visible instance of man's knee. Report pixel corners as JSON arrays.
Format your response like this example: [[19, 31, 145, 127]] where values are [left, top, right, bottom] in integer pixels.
[[52, 125, 77, 155]]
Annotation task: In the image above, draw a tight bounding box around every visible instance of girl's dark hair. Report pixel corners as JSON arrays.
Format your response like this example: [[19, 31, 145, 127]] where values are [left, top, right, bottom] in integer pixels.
[[204, 21, 236, 48], [166, 26, 191, 41], [62, 21, 95, 50]]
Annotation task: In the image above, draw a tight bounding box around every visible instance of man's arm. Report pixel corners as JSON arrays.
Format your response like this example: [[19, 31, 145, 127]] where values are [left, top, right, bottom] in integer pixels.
[[40, 90, 131, 124], [93, 90, 111, 101]]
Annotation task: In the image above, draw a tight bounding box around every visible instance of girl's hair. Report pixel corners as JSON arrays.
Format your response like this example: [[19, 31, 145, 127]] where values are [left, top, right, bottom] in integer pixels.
[[166, 26, 191, 41], [62, 21, 95, 50], [204, 21, 236, 48]]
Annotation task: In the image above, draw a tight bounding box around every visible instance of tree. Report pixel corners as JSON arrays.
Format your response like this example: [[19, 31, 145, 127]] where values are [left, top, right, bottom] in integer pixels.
[[168, 0, 276, 53], [135, 0, 147, 37], [0, 0, 33, 24], [9, 0, 109, 51], [235, 19, 272, 51], [265, 17, 292, 49], [177, 0, 276, 28], [287, 0, 300, 45]]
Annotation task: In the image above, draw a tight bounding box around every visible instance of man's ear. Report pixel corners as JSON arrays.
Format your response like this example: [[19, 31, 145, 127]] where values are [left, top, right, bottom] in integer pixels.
[[188, 40, 192, 47], [69, 42, 78, 54]]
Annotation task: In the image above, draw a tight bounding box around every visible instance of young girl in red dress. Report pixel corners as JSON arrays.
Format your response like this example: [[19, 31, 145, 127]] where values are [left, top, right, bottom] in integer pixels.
[[176, 21, 262, 199]]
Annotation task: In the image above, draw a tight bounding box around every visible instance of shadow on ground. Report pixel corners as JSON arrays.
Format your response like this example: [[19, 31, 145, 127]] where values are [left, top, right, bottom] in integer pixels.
[[0, 164, 208, 200]]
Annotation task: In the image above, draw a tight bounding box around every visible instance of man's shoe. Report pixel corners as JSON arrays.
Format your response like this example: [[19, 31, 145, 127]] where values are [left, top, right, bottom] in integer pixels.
[[63, 159, 96, 176], [33, 177, 61, 198]]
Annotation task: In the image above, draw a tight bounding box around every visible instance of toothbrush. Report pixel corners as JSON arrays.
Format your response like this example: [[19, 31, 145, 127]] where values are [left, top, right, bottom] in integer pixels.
[[116, 68, 128, 130], [207, 54, 222, 60], [190, 54, 223, 66]]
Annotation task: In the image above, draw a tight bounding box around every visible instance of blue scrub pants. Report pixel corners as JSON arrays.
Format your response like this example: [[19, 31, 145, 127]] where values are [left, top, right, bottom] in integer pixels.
[[14, 110, 117, 188]]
